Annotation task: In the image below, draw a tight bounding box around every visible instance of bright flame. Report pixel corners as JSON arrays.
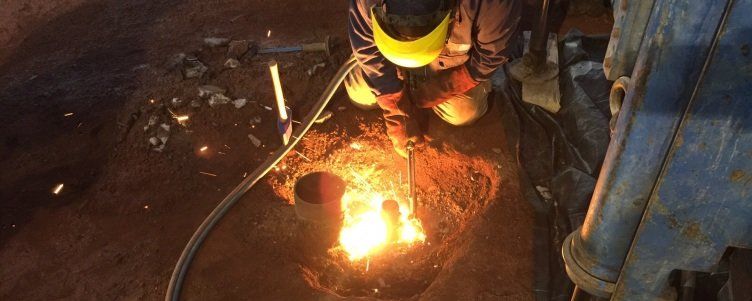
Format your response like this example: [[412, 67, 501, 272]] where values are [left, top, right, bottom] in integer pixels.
[[338, 166, 426, 261]]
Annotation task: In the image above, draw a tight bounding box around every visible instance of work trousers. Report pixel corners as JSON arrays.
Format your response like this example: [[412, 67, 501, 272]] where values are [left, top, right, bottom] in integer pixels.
[[344, 65, 491, 126]]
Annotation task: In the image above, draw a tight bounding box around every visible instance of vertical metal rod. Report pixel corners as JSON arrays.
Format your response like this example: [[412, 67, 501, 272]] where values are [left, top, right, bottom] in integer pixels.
[[407, 141, 417, 217], [529, 0, 551, 67]]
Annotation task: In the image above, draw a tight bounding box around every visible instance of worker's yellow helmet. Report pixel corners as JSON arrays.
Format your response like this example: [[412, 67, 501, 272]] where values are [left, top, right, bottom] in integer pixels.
[[371, 5, 450, 68]]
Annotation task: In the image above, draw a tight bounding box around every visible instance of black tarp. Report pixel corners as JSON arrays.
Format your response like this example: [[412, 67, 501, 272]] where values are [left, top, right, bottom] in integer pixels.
[[493, 29, 612, 301]]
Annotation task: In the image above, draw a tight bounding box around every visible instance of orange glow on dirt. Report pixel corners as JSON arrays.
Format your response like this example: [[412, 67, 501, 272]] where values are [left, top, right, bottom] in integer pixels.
[[338, 166, 426, 261]]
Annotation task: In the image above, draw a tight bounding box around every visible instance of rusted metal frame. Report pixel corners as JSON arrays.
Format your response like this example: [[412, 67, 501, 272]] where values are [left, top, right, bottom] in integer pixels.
[[562, 0, 730, 298], [613, 0, 752, 298]]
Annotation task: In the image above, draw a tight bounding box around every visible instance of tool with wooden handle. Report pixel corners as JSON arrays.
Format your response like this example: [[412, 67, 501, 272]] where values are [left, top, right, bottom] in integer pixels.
[[268, 60, 292, 145]]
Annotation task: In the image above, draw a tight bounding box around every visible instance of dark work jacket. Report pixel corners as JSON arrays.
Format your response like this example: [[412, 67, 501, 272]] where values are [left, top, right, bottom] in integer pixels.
[[348, 0, 522, 96]]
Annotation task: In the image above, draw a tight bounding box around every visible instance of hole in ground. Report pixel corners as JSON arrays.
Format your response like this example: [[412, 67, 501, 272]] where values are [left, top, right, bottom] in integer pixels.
[[271, 134, 500, 299]]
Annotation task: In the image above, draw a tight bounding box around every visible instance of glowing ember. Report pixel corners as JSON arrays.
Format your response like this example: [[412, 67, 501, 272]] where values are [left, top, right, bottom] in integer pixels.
[[52, 183, 64, 195], [199, 146, 208, 152], [338, 166, 426, 261]]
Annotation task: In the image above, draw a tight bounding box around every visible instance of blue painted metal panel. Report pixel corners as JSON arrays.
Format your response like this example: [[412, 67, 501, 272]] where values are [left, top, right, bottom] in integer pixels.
[[613, 0, 752, 298], [563, 0, 729, 296], [603, 0, 654, 80]]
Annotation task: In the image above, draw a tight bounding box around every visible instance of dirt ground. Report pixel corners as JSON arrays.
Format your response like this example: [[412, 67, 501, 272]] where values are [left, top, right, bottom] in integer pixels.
[[0, 1, 611, 300]]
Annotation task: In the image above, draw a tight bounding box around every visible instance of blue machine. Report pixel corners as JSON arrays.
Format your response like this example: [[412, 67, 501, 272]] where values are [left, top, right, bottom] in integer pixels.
[[562, 0, 752, 300]]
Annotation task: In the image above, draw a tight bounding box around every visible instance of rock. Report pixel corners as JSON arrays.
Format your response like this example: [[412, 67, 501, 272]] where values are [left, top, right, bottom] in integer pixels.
[[170, 97, 184, 108], [233, 98, 248, 109], [183, 56, 208, 79], [314, 110, 333, 124], [157, 124, 171, 144], [227, 40, 250, 58], [166, 53, 186, 70], [248, 134, 262, 147], [203, 37, 230, 47], [208, 94, 231, 107], [190, 99, 202, 108], [198, 85, 227, 98], [147, 115, 158, 127], [306, 62, 326, 76], [224, 58, 240, 68]]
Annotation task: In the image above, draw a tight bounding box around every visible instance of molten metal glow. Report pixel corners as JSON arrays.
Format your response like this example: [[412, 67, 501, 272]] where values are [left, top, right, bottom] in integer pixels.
[[338, 167, 426, 261]]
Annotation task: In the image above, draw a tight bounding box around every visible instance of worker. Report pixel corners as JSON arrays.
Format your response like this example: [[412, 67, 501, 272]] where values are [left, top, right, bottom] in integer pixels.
[[345, 0, 521, 157]]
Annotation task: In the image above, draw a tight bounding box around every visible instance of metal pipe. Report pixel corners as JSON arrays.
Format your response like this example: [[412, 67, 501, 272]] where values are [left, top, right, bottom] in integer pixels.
[[407, 141, 417, 217], [528, 0, 551, 67], [165, 55, 357, 301]]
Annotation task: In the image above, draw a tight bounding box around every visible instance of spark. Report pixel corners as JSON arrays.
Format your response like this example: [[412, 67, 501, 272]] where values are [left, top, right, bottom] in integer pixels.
[[144, 205, 149, 209], [266, 30, 271, 37], [242, 172, 248, 178], [52, 183, 64, 195], [338, 166, 426, 261], [64, 113, 74, 117], [149, 99, 156, 104], [200, 146, 208, 152], [175, 115, 189, 122], [224, 144, 231, 149], [295, 151, 311, 162], [199, 171, 217, 177]]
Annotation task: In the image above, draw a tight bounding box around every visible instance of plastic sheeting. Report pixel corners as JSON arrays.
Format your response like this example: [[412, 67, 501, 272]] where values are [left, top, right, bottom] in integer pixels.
[[493, 29, 612, 301]]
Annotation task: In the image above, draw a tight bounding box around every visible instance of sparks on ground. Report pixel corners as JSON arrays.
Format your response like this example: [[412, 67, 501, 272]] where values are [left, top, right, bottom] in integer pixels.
[[200, 146, 208, 152], [338, 164, 426, 261]]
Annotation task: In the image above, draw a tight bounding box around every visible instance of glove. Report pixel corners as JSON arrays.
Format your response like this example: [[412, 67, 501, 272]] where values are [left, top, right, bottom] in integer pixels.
[[412, 64, 480, 108], [376, 90, 424, 158]]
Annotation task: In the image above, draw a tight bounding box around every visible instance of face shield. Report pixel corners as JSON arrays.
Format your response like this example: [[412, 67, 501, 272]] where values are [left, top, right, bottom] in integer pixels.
[[371, 4, 451, 68]]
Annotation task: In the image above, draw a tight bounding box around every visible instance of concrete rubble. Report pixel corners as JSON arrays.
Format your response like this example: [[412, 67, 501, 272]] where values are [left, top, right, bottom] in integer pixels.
[[170, 97, 184, 108], [248, 133, 262, 147], [183, 55, 208, 79], [203, 37, 230, 47], [198, 85, 226, 98], [306, 62, 326, 76], [224, 58, 240, 68], [208, 93, 231, 107], [233, 98, 248, 109]]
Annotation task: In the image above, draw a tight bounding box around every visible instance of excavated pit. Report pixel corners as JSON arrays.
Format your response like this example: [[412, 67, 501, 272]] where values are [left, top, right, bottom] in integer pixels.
[[284, 137, 499, 298]]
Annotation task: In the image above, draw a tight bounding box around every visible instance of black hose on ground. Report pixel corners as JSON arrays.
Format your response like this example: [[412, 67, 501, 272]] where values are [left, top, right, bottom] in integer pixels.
[[165, 55, 357, 301]]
